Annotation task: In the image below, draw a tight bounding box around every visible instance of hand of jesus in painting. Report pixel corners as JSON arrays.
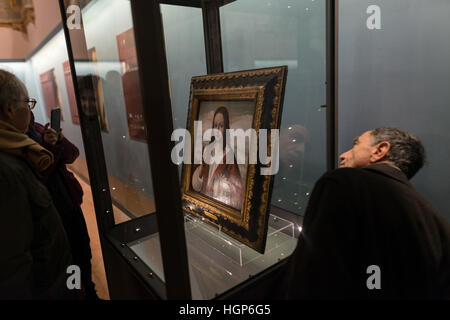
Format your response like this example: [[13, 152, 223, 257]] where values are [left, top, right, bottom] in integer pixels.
[[198, 163, 204, 179]]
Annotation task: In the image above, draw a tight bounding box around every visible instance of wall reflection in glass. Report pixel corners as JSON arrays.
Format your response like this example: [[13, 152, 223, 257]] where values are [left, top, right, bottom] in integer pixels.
[[272, 124, 311, 215]]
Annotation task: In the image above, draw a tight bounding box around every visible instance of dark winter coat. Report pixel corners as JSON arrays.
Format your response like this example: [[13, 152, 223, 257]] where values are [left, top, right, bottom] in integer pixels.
[[281, 163, 450, 299], [0, 151, 72, 299]]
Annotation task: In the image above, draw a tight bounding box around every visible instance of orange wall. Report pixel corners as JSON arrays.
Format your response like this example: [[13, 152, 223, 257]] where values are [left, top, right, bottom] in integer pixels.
[[0, 0, 61, 60]]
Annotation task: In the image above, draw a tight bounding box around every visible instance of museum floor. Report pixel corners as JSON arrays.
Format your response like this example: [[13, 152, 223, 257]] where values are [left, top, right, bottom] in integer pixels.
[[78, 173, 131, 300]]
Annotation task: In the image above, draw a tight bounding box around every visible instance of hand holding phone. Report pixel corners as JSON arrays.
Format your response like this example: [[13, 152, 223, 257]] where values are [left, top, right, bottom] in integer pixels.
[[50, 108, 61, 135], [43, 123, 58, 146]]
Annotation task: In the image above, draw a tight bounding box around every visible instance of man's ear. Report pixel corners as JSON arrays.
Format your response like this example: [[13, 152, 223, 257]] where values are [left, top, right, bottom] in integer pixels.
[[0, 104, 8, 120], [370, 141, 391, 162], [1, 102, 16, 119]]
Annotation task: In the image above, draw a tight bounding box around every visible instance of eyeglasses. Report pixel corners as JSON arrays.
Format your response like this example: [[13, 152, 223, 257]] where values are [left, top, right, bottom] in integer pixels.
[[25, 98, 37, 110], [14, 98, 37, 110], [12, 98, 37, 110]]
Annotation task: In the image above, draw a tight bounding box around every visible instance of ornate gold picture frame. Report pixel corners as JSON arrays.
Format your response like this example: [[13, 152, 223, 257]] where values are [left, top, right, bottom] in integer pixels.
[[181, 66, 288, 253]]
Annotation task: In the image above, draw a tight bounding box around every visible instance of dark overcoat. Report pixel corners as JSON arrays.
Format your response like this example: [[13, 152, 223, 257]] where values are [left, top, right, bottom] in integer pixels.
[[0, 152, 72, 299], [281, 163, 450, 299]]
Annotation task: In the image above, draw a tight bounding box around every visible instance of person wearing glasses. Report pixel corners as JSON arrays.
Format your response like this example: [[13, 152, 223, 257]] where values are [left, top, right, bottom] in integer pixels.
[[27, 110, 99, 300], [279, 128, 450, 299], [0, 69, 72, 299]]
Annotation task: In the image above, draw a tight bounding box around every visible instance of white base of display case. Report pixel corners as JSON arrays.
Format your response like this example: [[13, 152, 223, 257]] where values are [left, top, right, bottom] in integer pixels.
[[128, 212, 298, 299]]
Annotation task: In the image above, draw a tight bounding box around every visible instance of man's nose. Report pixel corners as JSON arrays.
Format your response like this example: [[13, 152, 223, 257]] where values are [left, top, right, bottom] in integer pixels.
[[339, 151, 349, 162]]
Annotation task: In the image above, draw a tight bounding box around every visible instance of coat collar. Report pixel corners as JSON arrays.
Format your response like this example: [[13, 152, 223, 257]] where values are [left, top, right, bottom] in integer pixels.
[[363, 163, 411, 186]]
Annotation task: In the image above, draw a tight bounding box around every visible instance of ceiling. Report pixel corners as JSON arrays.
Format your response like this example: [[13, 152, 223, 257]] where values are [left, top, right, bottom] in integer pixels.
[[0, 0, 61, 60]]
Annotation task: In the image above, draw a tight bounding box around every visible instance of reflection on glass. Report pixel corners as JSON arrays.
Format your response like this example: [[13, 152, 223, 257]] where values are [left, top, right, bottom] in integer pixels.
[[220, 0, 327, 216], [74, 0, 156, 220], [151, 0, 324, 300], [87, 47, 109, 132], [273, 124, 312, 212], [64, 0, 159, 221], [161, 4, 207, 131], [77, 75, 99, 117], [161, 4, 207, 182], [63, 0, 165, 291], [116, 28, 146, 141]]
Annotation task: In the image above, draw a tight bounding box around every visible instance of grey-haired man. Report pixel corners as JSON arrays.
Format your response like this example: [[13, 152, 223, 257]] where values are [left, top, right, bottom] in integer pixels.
[[281, 127, 450, 299]]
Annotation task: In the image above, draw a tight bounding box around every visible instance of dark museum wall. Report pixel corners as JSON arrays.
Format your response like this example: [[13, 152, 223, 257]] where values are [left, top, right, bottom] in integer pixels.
[[339, 0, 450, 222]]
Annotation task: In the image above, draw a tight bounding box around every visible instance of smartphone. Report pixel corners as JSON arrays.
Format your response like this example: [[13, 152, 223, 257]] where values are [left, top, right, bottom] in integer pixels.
[[50, 108, 61, 134]]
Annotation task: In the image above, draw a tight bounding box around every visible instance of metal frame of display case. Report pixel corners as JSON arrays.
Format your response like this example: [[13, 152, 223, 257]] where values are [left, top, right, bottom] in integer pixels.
[[326, 0, 339, 171], [58, 0, 118, 297], [129, 0, 191, 300], [59, 0, 338, 300]]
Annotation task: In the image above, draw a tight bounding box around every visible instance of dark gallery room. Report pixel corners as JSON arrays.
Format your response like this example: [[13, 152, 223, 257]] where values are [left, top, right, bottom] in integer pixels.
[[0, 0, 449, 307]]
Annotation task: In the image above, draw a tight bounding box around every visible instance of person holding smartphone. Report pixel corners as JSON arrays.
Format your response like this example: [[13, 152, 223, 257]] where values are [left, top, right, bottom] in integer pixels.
[[0, 70, 72, 299], [27, 111, 99, 300]]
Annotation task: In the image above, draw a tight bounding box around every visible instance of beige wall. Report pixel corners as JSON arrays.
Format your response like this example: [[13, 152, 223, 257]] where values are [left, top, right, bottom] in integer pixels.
[[0, 0, 61, 60]]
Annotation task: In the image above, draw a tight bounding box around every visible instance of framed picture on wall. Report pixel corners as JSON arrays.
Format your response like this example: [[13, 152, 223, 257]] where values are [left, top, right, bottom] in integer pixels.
[[88, 47, 109, 132], [63, 60, 80, 125], [181, 66, 288, 254], [40, 68, 64, 121], [117, 28, 146, 141]]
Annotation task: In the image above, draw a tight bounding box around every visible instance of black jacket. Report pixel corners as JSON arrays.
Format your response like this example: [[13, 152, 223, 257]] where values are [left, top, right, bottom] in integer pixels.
[[281, 163, 450, 299], [0, 152, 72, 299]]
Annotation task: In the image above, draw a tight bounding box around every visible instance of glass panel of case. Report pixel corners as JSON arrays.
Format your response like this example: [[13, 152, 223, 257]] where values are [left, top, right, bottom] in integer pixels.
[[72, 0, 157, 223], [62, 0, 165, 293], [221, 0, 328, 219]]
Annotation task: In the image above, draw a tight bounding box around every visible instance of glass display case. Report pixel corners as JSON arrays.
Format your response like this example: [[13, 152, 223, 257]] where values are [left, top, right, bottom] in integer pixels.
[[59, 0, 333, 300]]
